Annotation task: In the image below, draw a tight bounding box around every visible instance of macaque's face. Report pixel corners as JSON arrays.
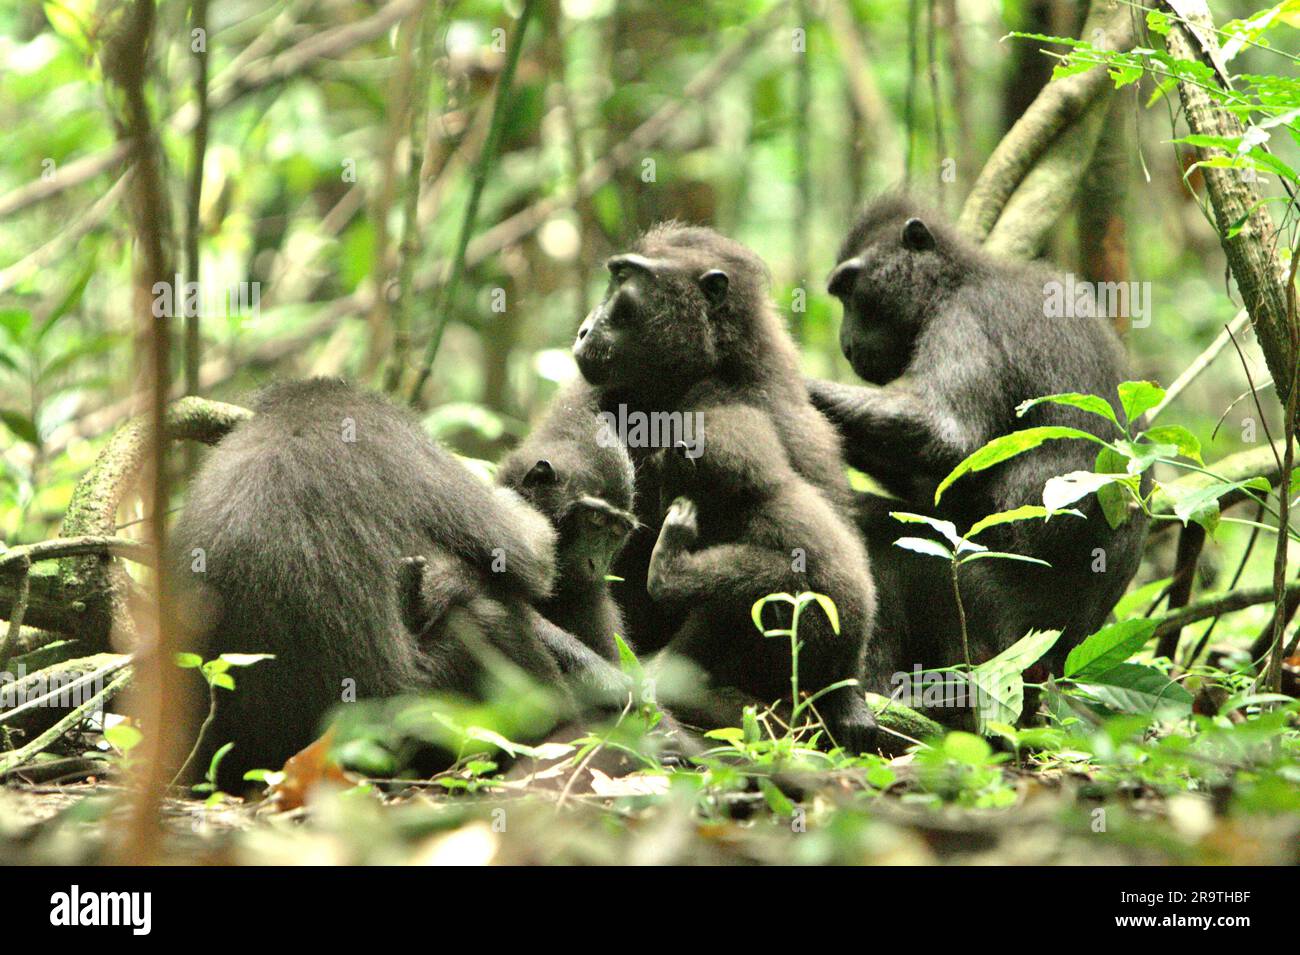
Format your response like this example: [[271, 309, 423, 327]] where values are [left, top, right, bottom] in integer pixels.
[[573, 247, 723, 395], [828, 216, 938, 385]]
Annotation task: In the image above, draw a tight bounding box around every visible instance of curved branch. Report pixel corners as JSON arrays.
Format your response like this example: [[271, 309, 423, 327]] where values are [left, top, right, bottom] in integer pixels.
[[1151, 581, 1300, 642], [958, 0, 1136, 242]]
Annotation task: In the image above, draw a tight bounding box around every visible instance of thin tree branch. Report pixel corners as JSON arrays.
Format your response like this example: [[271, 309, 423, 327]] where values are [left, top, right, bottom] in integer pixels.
[[958, 0, 1136, 242], [407, 0, 540, 405]]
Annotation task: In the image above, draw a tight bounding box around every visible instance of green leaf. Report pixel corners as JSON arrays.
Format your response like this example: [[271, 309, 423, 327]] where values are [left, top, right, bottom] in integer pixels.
[[0, 308, 31, 343], [37, 263, 94, 343], [1110, 63, 1143, 88], [1043, 470, 1120, 511], [1113, 576, 1172, 619], [1118, 439, 1180, 475], [935, 426, 1107, 504], [980, 628, 1062, 676], [942, 731, 992, 766], [890, 511, 962, 548], [703, 727, 744, 742], [1139, 425, 1203, 464], [104, 723, 143, 752], [1063, 619, 1158, 679], [174, 652, 203, 669], [1051, 58, 1095, 81], [207, 743, 235, 787], [893, 536, 953, 560], [1095, 446, 1132, 529], [1217, 692, 1296, 716], [1073, 663, 1193, 715], [808, 593, 841, 635], [1117, 380, 1166, 424], [967, 505, 1067, 539], [1015, 392, 1121, 431], [757, 776, 795, 815], [751, 593, 795, 634], [959, 551, 1051, 566], [0, 409, 39, 445], [969, 629, 1061, 731], [613, 632, 642, 680]]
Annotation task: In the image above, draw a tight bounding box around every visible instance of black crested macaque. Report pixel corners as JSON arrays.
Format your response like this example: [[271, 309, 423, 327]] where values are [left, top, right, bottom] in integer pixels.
[[808, 196, 1148, 679], [568, 223, 856, 655], [172, 378, 628, 789], [495, 384, 637, 662], [543, 223, 877, 748], [647, 404, 878, 751]]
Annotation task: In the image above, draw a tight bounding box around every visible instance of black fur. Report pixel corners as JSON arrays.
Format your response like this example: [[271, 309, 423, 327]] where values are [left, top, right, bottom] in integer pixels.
[[172, 379, 574, 789], [548, 224, 876, 747], [569, 223, 857, 654], [496, 383, 637, 662], [647, 404, 878, 751], [809, 196, 1149, 679]]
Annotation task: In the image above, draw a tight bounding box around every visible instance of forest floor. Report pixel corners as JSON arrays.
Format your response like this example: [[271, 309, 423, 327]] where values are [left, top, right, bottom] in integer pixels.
[[3, 736, 1297, 865]]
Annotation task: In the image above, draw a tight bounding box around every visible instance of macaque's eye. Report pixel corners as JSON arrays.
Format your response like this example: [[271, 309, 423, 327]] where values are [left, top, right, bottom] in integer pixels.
[[607, 259, 632, 284]]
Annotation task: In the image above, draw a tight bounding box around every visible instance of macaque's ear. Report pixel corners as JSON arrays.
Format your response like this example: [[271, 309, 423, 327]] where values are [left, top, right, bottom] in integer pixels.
[[699, 269, 730, 306], [901, 217, 936, 252], [827, 258, 863, 300], [523, 459, 557, 486]]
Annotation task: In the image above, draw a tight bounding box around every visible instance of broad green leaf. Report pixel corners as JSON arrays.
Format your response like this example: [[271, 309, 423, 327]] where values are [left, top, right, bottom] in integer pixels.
[[893, 536, 953, 560], [1043, 470, 1120, 511], [935, 426, 1106, 504], [890, 511, 962, 548], [969, 629, 1061, 731], [1117, 380, 1166, 423], [1095, 446, 1132, 528], [1118, 439, 1181, 475], [1141, 425, 1203, 463], [174, 652, 203, 669], [979, 628, 1062, 676], [1063, 619, 1158, 678], [1074, 663, 1193, 715], [1015, 392, 1121, 431], [1051, 58, 1095, 81], [1160, 478, 1270, 532]]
